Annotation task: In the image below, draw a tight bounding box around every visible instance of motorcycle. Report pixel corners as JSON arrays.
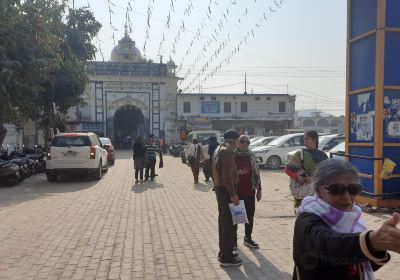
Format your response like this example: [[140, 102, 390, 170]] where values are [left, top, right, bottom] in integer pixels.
[[0, 160, 20, 186]]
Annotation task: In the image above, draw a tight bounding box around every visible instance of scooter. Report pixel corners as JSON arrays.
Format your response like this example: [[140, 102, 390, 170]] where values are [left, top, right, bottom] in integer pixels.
[[0, 161, 20, 186]]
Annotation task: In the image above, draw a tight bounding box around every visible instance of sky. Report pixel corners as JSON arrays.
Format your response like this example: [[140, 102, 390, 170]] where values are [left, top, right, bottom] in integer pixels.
[[73, 0, 347, 116]]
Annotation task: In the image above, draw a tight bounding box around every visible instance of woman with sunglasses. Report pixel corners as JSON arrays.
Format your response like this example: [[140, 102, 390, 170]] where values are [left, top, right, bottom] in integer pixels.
[[233, 135, 262, 249], [285, 130, 328, 213], [293, 159, 400, 280]]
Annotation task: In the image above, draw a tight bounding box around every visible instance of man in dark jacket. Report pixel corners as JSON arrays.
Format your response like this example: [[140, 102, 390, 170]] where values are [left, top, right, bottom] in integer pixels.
[[212, 129, 241, 267]]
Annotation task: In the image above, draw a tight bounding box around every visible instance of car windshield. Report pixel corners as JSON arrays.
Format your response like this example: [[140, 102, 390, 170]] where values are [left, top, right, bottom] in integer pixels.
[[52, 136, 91, 147], [100, 138, 111, 145], [197, 133, 216, 143], [329, 142, 345, 153], [249, 138, 265, 146], [267, 134, 300, 146], [318, 136, 333, 148]]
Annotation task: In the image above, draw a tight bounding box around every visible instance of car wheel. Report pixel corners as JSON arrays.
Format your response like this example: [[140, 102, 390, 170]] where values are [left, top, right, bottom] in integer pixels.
[[266, 156, 282, 169], [102, 161, 108, 173], [94, 161, 102, 180], [46, 173, 57, 182]]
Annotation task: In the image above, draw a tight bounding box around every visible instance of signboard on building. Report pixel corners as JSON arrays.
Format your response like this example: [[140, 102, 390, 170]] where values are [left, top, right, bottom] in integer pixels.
[[201, 101, 220, 113], [187, 116, 212, 130]]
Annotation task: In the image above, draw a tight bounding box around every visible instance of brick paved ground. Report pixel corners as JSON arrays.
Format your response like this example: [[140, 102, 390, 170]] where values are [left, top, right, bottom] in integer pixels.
[[0, 150, 399, 280]]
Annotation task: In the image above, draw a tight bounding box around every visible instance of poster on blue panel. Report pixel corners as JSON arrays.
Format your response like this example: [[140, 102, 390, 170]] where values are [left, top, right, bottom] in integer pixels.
[[201, 101, 220, 113], [349, 92, 375, 142], [383, 91, 400, 142]]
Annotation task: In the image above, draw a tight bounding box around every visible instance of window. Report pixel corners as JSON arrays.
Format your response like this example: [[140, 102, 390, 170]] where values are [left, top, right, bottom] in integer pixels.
[[224, 102, 231, 113], [266, 97, 271, 100], [255, 97, 260, 101], [279, 102, 286, 112], [211, 96, 216, 100], [287, 136, 303, 147], [241, 102, 248, 113], [52, 136, 91, 147], [200, 96, 205, 100], [183, 102, 191, 113]]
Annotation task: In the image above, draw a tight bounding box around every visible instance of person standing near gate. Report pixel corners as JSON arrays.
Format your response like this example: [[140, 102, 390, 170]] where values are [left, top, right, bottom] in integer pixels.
[[212, 129, 241, 267], [133, 136, 146, 183], [144, 135, 159, 181]]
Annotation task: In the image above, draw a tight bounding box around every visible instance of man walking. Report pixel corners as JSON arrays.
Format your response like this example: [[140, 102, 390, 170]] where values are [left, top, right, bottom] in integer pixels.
[[212, 129, 241, 267]]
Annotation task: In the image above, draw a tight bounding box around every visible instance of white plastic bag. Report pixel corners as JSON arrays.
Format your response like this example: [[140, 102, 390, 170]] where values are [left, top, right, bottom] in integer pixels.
[[229, 200, 249, 225]]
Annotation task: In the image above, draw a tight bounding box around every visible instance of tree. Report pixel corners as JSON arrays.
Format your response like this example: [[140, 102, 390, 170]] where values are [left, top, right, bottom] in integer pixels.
[[0, 0, 101, 145]]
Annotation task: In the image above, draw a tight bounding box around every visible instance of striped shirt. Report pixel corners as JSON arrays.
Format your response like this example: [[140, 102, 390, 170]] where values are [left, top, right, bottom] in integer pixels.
[[145, 144, 158, 160]]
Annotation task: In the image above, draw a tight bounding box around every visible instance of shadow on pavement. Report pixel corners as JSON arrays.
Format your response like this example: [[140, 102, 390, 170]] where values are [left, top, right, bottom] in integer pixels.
[[245, 249, 292, 279], [132, 181, 164, 193], [0, 173, 98, 208], [194, 182, 213, 192]]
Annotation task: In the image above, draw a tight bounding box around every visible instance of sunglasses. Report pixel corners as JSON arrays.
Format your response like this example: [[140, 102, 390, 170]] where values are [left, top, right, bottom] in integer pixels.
[[240, 140, 250, 145], [322, 183, 362, 196]]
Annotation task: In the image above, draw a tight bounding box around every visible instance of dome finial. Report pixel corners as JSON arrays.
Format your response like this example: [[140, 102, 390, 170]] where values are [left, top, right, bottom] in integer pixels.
[[124, 22, 129, 37]]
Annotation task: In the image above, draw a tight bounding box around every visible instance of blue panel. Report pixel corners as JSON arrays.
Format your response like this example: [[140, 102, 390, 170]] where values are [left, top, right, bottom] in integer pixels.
[[350, 0, 377, 37], [382, 147, 400, 194], [349, 92, 375, 142], [386, 0, 400, 28], [384, 32, 400, 86], [349, 146, 374, 193], [201, 101, 220, 113], [383, 91, 400, 142], [350, 35, 376, 91]]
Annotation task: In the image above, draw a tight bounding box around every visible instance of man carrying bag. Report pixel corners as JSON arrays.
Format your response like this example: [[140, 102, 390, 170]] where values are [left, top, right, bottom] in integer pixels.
[[212, 129, 242, 267]]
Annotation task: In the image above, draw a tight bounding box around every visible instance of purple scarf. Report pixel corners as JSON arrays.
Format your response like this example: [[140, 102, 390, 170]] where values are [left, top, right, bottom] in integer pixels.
[[298, 196, 374, 280]]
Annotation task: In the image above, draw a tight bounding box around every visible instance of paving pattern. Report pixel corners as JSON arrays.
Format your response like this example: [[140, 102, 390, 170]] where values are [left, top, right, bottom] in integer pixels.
[[0, 151, 399, 279]]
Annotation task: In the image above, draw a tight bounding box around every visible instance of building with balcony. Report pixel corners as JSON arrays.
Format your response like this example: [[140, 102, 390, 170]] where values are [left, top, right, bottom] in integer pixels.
[[176, 93, 296, 136]]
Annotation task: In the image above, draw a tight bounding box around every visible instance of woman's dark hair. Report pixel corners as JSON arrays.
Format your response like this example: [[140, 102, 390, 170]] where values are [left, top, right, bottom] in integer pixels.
[[193, 139, 198, 144], [313, 159, 359, 189], [305, 130, 319, 148]]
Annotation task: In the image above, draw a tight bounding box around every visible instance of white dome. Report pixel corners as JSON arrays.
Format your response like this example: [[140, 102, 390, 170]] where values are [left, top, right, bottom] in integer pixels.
[[111, 34, 142, 63]]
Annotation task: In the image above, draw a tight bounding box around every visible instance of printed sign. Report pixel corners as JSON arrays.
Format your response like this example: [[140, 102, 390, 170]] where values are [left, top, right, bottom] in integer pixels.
[[201, 101, 220, 113], [349, 92, 375, 142], [383, 91, 400, 142]]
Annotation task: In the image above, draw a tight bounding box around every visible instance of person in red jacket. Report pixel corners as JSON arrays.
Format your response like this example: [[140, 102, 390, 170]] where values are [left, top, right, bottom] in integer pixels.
[[234, 135, 262, 249]]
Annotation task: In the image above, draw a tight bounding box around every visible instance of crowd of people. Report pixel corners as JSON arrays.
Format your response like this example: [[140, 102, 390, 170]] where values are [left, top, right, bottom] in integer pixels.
[[131, 130, 400, 279]]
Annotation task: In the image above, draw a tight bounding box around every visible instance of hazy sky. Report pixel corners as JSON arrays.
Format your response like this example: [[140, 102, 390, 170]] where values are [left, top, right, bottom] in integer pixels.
[[74, 0, 347, 116]]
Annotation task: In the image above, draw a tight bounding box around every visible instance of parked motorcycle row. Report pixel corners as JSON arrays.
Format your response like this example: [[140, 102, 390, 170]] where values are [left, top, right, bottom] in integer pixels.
[[0, 145, 47, 187]]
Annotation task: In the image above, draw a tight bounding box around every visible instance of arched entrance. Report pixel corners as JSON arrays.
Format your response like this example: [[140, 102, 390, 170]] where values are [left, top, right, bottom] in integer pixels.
[[113, 105, 145, 148]]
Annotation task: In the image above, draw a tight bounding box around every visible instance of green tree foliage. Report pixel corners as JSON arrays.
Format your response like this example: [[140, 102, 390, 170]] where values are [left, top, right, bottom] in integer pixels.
[[0, 0, 101, 143]]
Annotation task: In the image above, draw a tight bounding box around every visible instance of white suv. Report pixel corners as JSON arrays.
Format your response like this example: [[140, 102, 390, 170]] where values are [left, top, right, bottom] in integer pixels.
[[252, 133, 304, 169], [46, 132, 108, 182], [285, 134, 345, 164]]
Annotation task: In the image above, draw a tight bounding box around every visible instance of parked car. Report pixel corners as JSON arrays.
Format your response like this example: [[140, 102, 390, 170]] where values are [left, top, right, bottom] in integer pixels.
[[252, 133, 304, 169], [327, 141, 346, 159], [182, 130, 221, 163], [169, 143, 184, 157], [249, 136, 278, 150], [285, 134, 345, 164], [46, 132, 108, 182], [100, 137, 116, 165]]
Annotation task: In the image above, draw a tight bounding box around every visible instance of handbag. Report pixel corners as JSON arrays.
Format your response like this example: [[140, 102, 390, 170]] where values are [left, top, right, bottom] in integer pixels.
[[289, 149, 315, 199]]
